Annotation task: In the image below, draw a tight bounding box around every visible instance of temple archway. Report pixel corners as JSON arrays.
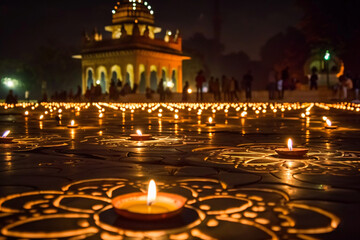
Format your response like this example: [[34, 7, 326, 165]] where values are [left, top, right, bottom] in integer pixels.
[[126, 64, 134, 89], [150, 65, 158, 90], [171, 69, 177, 91], [138, 64, 146, 93], [110, 65, 122, 84], [97, 66, 108, 92], [86, 68, 94, 89]]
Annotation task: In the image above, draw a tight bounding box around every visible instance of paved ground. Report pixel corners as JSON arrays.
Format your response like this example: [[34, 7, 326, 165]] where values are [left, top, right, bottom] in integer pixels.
[[0, 102, 359, 240]]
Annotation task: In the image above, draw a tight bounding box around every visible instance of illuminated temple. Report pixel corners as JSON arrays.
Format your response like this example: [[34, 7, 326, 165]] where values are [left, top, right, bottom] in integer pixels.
[[80, 0, 189, 94]]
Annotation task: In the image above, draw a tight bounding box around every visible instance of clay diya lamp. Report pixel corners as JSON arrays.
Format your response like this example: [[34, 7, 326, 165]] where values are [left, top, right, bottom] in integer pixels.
[[275, 138, 308, 158], [67, 120, 79, 129], [0, 130, 14, 144], [325, 119, 338, 129], [130, 130, 152, 141], [206, 117, 216, 127], [112, 180, 187, 221]]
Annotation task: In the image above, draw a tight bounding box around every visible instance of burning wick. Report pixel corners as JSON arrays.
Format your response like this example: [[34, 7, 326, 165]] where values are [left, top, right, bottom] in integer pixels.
[[136, 130, 142, 136], [147, 179, 157, 206], [208, 117, 213, 124], [71, 120, 75, 126], [287, 138, 293, 151], [326, 119, 332, 127], [322, 116, 328, 121], [2, 130, 10, 138]]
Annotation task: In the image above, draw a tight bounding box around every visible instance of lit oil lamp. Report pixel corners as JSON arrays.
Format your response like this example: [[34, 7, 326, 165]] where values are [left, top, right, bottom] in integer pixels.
[[325, 119, 338, 129], [112, 180, 187, 221], [67, 120, 79, 129], [275, 138, 308, 158], [206, 117, 216, 126], [39, 115, 44, 120], [24, 111, 29, 116], [130, 130, 152, 141], [0, 130, 14, 144]]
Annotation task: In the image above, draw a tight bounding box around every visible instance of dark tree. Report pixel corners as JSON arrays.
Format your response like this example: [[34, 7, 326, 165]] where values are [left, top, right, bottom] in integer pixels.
[[297, 0, 360, 73]]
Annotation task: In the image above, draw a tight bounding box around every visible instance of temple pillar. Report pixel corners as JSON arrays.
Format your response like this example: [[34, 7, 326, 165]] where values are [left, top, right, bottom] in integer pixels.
[[145, 64, 151, 88], [134, 64, 139, 92], [177, 65, 183, 93], [82, 67, 87, 94]]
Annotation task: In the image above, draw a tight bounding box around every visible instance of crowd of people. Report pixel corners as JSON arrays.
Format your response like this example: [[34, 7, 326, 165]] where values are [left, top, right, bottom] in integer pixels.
[[4, 68, 360, 104]]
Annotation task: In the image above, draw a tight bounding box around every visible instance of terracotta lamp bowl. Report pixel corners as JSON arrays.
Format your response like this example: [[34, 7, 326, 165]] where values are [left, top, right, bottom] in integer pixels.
[[130, 134, 153, 141], [112, 192, 187, 221], [275, 148, 308, 158], [0, 137, 14, 144]]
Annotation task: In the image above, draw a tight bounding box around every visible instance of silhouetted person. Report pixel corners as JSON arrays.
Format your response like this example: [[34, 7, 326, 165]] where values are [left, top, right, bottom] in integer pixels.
[[243, 71, 253, 101], [354, 74, 360, 100], [310, 68, 318, 90], [5, 90, 17, 104], [214, 78, 221, 101], [268, 69, 277, 100], [145, 87, 153, 100], [229, 77, 239, 101], [109, 81, 118, 100], [75, 85, 82, 101], [281, 67, 290, 90], [182, 81, 190, 102], [277, 79, 284, 100], [222, 75, 230, 102], [157, 78, 165, 102], [195, 70, 206, 101]]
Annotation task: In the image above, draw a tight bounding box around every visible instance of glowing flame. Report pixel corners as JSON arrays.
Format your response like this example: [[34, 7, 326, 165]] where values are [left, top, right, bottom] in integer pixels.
[[2, 130, 10, 138], [147, 179, 157, 206], [326, 119, 332, 127], [287, 138, 293, 151], [39, 115, 44, 120], [136, 130, 142, 136], [208, 117, 213, 124], [187, 89, 192, 94], [24, 111, 29, 116], [322, 116, 328, 121], [71, 120, 75, 126]]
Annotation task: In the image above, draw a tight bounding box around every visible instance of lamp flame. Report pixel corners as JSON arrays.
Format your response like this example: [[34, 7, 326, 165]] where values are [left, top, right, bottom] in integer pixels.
[[287, 138, 293, 151], [136, 130, 142, 136], [147, 179, 157, 206], [2, 130, 10, 138], [208, 117, 213, 124], [39, 115, 44, 120], [326, 119, 332, 127], [71, 120, 75, 126], [322, 116, 328, 121]]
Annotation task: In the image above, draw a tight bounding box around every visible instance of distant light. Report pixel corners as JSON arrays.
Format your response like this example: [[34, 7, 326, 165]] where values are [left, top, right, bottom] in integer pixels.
[[96, 80, 101, 85], [150, 10, 154, 14], [166, 81, 174, 88], [112, 10, 116, 14], [324, 50, 331, 61], [187, 89, 192, 94]]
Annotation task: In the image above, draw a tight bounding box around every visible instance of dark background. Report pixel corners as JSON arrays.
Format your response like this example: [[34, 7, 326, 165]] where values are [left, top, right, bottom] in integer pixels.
[[1, 0, 359, 99]]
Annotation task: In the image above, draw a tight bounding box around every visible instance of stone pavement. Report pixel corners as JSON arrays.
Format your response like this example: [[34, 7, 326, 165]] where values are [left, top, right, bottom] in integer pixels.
[[0, 102, 359, 240]]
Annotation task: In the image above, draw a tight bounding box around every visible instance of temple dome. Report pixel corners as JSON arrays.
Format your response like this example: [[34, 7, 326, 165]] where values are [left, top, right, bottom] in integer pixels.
[[111, 0, 155, 25]]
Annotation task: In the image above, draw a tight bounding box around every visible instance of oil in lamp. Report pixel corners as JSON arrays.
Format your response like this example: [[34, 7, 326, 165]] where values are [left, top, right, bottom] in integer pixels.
[[67, 120, 79, 129], [0, 130, 14, 144], [206, 117, 216, 126], [325, 119, 338, 129], [130, 130, 152, 141], [112, 180, 187, 221], [275, 138, 308, 158]]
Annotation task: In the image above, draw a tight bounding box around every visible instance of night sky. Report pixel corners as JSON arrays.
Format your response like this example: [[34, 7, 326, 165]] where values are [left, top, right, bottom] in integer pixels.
[[0, 0, 302, 60]]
